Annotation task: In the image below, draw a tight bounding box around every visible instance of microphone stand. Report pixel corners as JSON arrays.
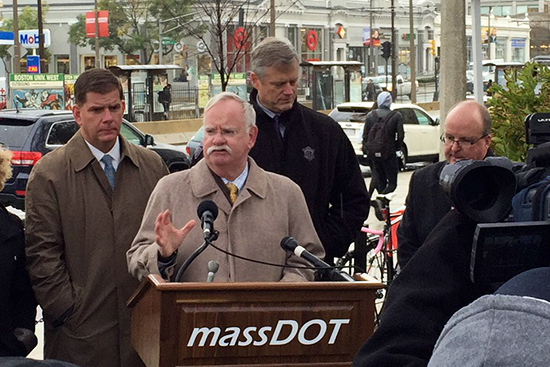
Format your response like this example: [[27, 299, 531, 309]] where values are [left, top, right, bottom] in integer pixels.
[[174, 230, 219, 282], [315, 268, 355, 282]]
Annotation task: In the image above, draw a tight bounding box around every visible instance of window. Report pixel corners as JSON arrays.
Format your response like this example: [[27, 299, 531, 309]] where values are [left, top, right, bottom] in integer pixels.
[[46, 120, 79, 146], [120, 123, 143, 146], [226, 24, 251, 72], [414, 110, 431, 126], [398, 108, 418, 125], [83, 56, 95, 71], [300, 27, 323, 62], [104, 55, 117, 67], [288, 26, 299, 47], [125, 55, 140, 65], [55, 55, 70, 74]]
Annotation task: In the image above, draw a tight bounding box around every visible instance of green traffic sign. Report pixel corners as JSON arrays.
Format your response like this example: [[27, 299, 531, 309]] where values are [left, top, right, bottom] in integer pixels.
[[161, 37, 175, 45]]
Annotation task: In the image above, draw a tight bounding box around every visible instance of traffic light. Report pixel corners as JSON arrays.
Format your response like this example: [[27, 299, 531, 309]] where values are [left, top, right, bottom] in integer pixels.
[[381, 41, 392, 60], [429, 39, 436, 56]]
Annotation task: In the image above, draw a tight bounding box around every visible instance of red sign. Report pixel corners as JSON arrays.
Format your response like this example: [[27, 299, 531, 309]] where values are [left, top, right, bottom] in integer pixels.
[[234, 27, 247, 49], [85, 11, 109, 38], [306, 30, 317, 51]]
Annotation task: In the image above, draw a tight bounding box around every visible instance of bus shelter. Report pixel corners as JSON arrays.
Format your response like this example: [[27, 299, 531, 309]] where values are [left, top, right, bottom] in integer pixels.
[[108, 64, 182, 122], [300, 61, 363, 111]]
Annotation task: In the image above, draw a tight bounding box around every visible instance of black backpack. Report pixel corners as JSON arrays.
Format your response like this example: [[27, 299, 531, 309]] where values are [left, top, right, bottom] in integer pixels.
[[366, 110, 395, 159]]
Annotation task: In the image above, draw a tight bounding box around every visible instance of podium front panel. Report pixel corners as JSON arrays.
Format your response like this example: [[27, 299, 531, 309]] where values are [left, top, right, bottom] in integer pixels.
[[129, 277, 381, 367]]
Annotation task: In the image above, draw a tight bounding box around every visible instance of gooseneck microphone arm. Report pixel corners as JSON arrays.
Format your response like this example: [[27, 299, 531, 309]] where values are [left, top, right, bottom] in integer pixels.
[[173, 200, 219, 282], [280, 237, 354, 282]]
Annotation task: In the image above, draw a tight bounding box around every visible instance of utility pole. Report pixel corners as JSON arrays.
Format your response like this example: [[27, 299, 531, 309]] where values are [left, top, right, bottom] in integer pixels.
[[487, 6, 491, 59], [38, 0, 45, 73], [390, 0, 397, 100], [13, 0, 19, 73], [369, 0, 373, 75], [94, 0, 100, 68], [158, 17, 162, 64], [440, 0, 466, 159], [270, 0, 276, 36], [409, 0, 416, 103]]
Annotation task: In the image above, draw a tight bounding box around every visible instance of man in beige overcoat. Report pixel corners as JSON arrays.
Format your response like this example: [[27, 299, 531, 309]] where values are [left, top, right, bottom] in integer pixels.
[[25, 68, 168, 366], [128, 92, 324, 282]]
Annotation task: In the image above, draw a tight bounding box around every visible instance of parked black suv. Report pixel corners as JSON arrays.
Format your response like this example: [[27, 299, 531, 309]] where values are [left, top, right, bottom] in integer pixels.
[[0, 109, 190, 210]]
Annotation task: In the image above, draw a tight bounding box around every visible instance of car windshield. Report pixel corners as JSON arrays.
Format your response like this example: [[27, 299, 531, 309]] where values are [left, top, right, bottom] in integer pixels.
[[0, 120, 35, 149]]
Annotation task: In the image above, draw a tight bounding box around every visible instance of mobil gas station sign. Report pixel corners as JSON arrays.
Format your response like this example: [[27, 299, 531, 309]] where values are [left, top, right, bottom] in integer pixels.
[[19, 29, 51, 49]]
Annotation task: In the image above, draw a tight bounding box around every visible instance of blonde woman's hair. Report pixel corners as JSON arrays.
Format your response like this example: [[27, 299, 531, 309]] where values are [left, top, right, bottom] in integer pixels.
[[0, 149, 12, 191]]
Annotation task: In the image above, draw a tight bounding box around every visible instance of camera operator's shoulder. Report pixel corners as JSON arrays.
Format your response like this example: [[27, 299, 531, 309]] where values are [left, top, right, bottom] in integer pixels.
[[414, 161, 447, 182]]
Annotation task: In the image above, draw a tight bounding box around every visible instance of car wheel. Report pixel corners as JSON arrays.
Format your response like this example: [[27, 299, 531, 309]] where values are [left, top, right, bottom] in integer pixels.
[[398, 146, 408, 171]]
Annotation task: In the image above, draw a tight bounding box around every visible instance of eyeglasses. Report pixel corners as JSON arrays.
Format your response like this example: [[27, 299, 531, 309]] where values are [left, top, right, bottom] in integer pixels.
[[440, 134, 488, 147]]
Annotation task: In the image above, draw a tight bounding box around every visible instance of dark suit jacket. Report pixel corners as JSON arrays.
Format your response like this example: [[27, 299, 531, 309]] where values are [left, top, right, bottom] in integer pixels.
[[396, 161, 451, 269]]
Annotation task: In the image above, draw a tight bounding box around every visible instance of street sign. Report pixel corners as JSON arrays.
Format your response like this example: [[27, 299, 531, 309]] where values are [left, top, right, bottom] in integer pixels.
[[197, 40, 207, 53], [174, 41, 185, 53], [162, 37, 175, 45]]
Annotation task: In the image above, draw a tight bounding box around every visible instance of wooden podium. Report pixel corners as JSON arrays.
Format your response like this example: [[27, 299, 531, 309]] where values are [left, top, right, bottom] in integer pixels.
[[127, 274, 382, 367]]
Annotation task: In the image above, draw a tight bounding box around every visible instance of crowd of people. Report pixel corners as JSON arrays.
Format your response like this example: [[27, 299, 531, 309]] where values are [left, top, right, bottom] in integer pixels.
[[1, 36, 547, 367]]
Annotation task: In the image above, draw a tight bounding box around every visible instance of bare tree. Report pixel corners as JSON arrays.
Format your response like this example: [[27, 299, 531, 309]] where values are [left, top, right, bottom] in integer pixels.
[[69, 0, 196, 65], [159, 0, 299, 91]]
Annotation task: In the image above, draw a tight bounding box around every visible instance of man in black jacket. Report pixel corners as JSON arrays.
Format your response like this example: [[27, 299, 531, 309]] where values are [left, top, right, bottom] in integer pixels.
[[362, 91, 404, 194], [248, 37, 369, 264], [397, 100, 492, 269], [353, 100, 493, 366]]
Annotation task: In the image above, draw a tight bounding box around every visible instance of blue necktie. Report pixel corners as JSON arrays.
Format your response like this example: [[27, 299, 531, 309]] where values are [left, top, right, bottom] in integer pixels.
[[273, 115, 285, 138], [101, 154, 115, 189]]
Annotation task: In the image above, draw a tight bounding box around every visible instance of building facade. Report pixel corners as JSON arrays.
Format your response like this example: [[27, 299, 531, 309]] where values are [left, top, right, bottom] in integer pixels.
[[0, 1, 532, 82]]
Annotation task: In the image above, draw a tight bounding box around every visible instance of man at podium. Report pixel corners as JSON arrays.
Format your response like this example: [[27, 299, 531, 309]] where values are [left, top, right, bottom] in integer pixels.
[[128, 92, 324, 283]]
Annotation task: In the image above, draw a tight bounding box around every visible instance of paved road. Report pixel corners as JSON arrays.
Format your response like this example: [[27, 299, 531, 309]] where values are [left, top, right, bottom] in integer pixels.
[[13, 167, 424, 360]]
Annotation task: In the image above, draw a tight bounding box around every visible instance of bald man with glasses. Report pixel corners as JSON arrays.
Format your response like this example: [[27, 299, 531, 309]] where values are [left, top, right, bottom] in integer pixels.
[[354, 100, 494, 366], [397, 100, 492, 270]]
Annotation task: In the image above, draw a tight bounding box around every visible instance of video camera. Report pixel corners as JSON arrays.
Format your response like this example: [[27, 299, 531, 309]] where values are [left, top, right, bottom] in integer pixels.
[[440, 113, 550, 289]]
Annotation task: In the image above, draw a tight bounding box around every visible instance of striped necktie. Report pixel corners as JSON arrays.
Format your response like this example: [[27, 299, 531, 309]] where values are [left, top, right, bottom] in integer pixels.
[[101, 154, 116, 189], [226, 183, 238, 204]]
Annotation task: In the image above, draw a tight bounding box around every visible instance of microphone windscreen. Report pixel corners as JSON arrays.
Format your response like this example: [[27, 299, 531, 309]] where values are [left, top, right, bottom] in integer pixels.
[[208, 260, 219, 273], [280, 236, 298, 252], [197, 200, 219, 220]]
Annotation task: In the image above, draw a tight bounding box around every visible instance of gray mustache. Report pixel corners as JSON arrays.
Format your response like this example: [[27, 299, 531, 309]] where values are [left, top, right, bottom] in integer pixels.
[[206, 145, 232, 155]]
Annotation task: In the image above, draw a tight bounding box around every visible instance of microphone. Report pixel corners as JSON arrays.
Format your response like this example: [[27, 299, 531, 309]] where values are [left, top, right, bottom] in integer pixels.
[[174, 201, 219, 282], [281, 237, 354, 282], [206, 260, 219, 282], [197, 200, 218, 239]]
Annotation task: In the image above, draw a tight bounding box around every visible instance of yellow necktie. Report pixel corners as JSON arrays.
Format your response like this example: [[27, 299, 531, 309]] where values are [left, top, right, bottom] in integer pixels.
[[226, 183, 238, 204]]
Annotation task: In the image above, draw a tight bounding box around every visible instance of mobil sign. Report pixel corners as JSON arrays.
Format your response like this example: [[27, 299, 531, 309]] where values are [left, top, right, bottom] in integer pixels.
[[19, 29, 51, 49]]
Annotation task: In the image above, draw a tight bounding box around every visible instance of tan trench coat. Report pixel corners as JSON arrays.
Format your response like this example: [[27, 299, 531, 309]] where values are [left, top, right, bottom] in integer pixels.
[[128, 158, 324, 283], [25, 132, 168, 367]]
